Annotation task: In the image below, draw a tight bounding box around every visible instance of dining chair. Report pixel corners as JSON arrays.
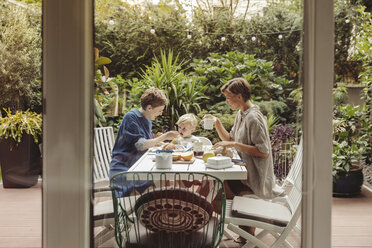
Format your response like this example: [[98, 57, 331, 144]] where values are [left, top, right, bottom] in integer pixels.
[[197, 137, 213, 146], [110, 171, 226, 248], [224, 139, 303, 248], [93, 127, 116, 247], [94, 126, 115, 194]]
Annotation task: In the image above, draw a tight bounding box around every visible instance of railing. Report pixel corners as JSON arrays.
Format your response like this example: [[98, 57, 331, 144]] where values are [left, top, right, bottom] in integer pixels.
[[273, 142, 296, 181]]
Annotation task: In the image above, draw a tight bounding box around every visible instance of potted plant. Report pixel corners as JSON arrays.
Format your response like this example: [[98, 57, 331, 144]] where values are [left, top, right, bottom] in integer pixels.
[[0, 109, 42, 188], [332, 104, 367, 196]]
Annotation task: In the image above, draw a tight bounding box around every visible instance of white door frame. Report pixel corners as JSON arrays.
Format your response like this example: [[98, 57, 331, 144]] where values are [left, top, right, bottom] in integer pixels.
[[42, 0, 93, 247], [42, 0, 333, 247], [302, 0, 333, 247]]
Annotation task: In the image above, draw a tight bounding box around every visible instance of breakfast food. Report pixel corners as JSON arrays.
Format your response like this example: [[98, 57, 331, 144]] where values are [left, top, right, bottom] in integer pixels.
[[203, 151, 215, 162], [171, 151, 194, 161], [221, 148, 233, 158], [163, 143, 176, 151], [180, 151, 194, 161], [212, 147, 233, 158], [172, 152, 182, 161]]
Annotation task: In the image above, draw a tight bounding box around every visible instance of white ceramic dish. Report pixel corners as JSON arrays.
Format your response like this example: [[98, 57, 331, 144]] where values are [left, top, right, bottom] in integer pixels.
[[206, 156, 233, 169]]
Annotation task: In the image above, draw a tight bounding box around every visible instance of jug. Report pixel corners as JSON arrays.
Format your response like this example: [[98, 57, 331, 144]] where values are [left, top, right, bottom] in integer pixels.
[[155, 150, 173, 169]]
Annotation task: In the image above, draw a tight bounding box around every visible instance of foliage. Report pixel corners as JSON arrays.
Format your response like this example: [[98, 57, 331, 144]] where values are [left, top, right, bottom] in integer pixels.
[[190, 52, 291, 100], [353, 7, 372, 164], [190, 51, 295, 122], [266, 113, 280, 134], [334, 0, 364, 84], [191, 3, 302, 79], [126, 50, 208, 130], [271, 124, 296, 153], [255, 100, 288, 122], [0, 2, 42, 113], [94, 48, 111, 127], [332, 104, 369, 178], [354, 6, 371, 94], [333, 83, 349, 105], [95, 0, 302, 81], [270, 124, 297, 179], [95, 0, 193, 78], [17, 0, 41, 5], [0, 109, 42, 144], [94, 48, 130, 127]]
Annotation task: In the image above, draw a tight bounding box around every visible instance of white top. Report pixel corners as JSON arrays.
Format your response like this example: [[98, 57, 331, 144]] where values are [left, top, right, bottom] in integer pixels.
[[174, 135, 200, 145], [128, 150, 247, 181]]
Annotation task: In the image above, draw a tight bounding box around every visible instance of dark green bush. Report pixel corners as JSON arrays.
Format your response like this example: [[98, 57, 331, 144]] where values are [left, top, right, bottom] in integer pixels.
[[0, 2, 42, 113]]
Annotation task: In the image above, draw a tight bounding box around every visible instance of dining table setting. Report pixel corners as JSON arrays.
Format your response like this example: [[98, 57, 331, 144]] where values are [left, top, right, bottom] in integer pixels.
[[128, 141, 248, 181]]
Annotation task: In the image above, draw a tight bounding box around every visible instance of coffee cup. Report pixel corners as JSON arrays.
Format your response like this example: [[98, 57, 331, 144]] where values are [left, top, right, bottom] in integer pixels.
[[203, 118, 215, 130]]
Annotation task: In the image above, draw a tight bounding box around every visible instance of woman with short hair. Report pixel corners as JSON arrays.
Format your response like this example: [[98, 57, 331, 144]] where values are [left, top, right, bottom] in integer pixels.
[[204, 78, 283, 199]]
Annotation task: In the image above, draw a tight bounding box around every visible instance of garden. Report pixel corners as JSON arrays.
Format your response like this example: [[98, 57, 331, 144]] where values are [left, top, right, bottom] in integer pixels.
[[0, 0, 371, 193]]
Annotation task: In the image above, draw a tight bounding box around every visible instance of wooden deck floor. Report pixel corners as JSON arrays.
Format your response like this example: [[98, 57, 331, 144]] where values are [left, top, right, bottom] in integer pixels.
[[0, 182, 371, 248]]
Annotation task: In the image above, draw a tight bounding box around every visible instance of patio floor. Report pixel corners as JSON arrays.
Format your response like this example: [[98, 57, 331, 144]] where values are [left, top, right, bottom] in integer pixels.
[[0, 182, 371, 248]]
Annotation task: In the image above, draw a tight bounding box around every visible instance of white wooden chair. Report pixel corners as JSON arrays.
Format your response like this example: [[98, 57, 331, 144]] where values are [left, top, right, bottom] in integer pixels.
[[279, 137, 303, 192], [224, 139, 302, 248], [94, 127, 115, 194], [197, 136, 213, 146], [93, 127, 116, 247]]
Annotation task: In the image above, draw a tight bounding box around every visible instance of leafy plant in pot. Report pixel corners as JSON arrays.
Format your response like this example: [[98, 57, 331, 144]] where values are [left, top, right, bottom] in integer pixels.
[[332, 104, 367, 196], [0, 109, 42, 188]]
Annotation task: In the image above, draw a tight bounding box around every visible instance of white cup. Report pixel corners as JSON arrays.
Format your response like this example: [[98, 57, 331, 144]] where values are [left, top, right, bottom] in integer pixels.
[[203, 118, 215, 130], [155, 152, 172, 169]]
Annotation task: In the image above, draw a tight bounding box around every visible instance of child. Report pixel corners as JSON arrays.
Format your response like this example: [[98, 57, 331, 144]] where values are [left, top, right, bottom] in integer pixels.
[[174, 113, 200, 146]]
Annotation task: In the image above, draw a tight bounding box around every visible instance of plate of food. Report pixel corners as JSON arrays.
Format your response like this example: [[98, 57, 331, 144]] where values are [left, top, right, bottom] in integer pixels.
[[162, 143, 186, 152]]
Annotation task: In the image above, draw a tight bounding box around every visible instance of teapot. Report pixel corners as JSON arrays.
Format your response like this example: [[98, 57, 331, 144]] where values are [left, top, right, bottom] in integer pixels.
[[155, 150, 173, 169]]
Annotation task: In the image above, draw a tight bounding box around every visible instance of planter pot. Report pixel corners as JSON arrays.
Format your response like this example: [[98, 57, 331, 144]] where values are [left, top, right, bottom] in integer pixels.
[[333, 164, 364, 197], [0, 135, 42, 188]]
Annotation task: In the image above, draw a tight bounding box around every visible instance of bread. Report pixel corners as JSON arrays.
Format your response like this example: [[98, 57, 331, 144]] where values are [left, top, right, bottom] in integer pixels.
[[222, 148, 234, 158], [163, 143, 176, 151], [212, 147, 233, 158]]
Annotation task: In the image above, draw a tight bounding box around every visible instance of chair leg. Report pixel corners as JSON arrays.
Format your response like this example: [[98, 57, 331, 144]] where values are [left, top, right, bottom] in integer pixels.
[[227, 223, 269, 248], [223, 229, 236, 240]]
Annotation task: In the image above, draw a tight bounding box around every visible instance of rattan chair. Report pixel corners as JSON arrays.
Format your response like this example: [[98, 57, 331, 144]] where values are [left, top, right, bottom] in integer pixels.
[[110, 171, 226, 248]]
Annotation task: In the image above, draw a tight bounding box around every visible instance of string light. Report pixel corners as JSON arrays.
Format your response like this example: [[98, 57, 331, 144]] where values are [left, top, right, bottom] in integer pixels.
[[109, 17, 115, 25], [187, 30, 192, 39], [143, 24, 300, 40]]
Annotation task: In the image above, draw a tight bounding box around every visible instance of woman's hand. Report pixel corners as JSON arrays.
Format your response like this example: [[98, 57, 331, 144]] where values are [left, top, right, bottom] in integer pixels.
[[213, 141, 236, 149], [202, 114, 217, 122]]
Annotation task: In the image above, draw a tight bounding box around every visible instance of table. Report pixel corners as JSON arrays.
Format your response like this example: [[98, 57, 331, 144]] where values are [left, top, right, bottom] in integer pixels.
[[128, 149, 247, 181]]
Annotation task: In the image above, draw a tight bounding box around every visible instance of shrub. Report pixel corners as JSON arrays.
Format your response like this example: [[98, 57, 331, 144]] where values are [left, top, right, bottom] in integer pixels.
[[126, 50, 207, 131], [0, 109, 42, 144], [190, 51, 295, 122], [0, 2, 42, 113]]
